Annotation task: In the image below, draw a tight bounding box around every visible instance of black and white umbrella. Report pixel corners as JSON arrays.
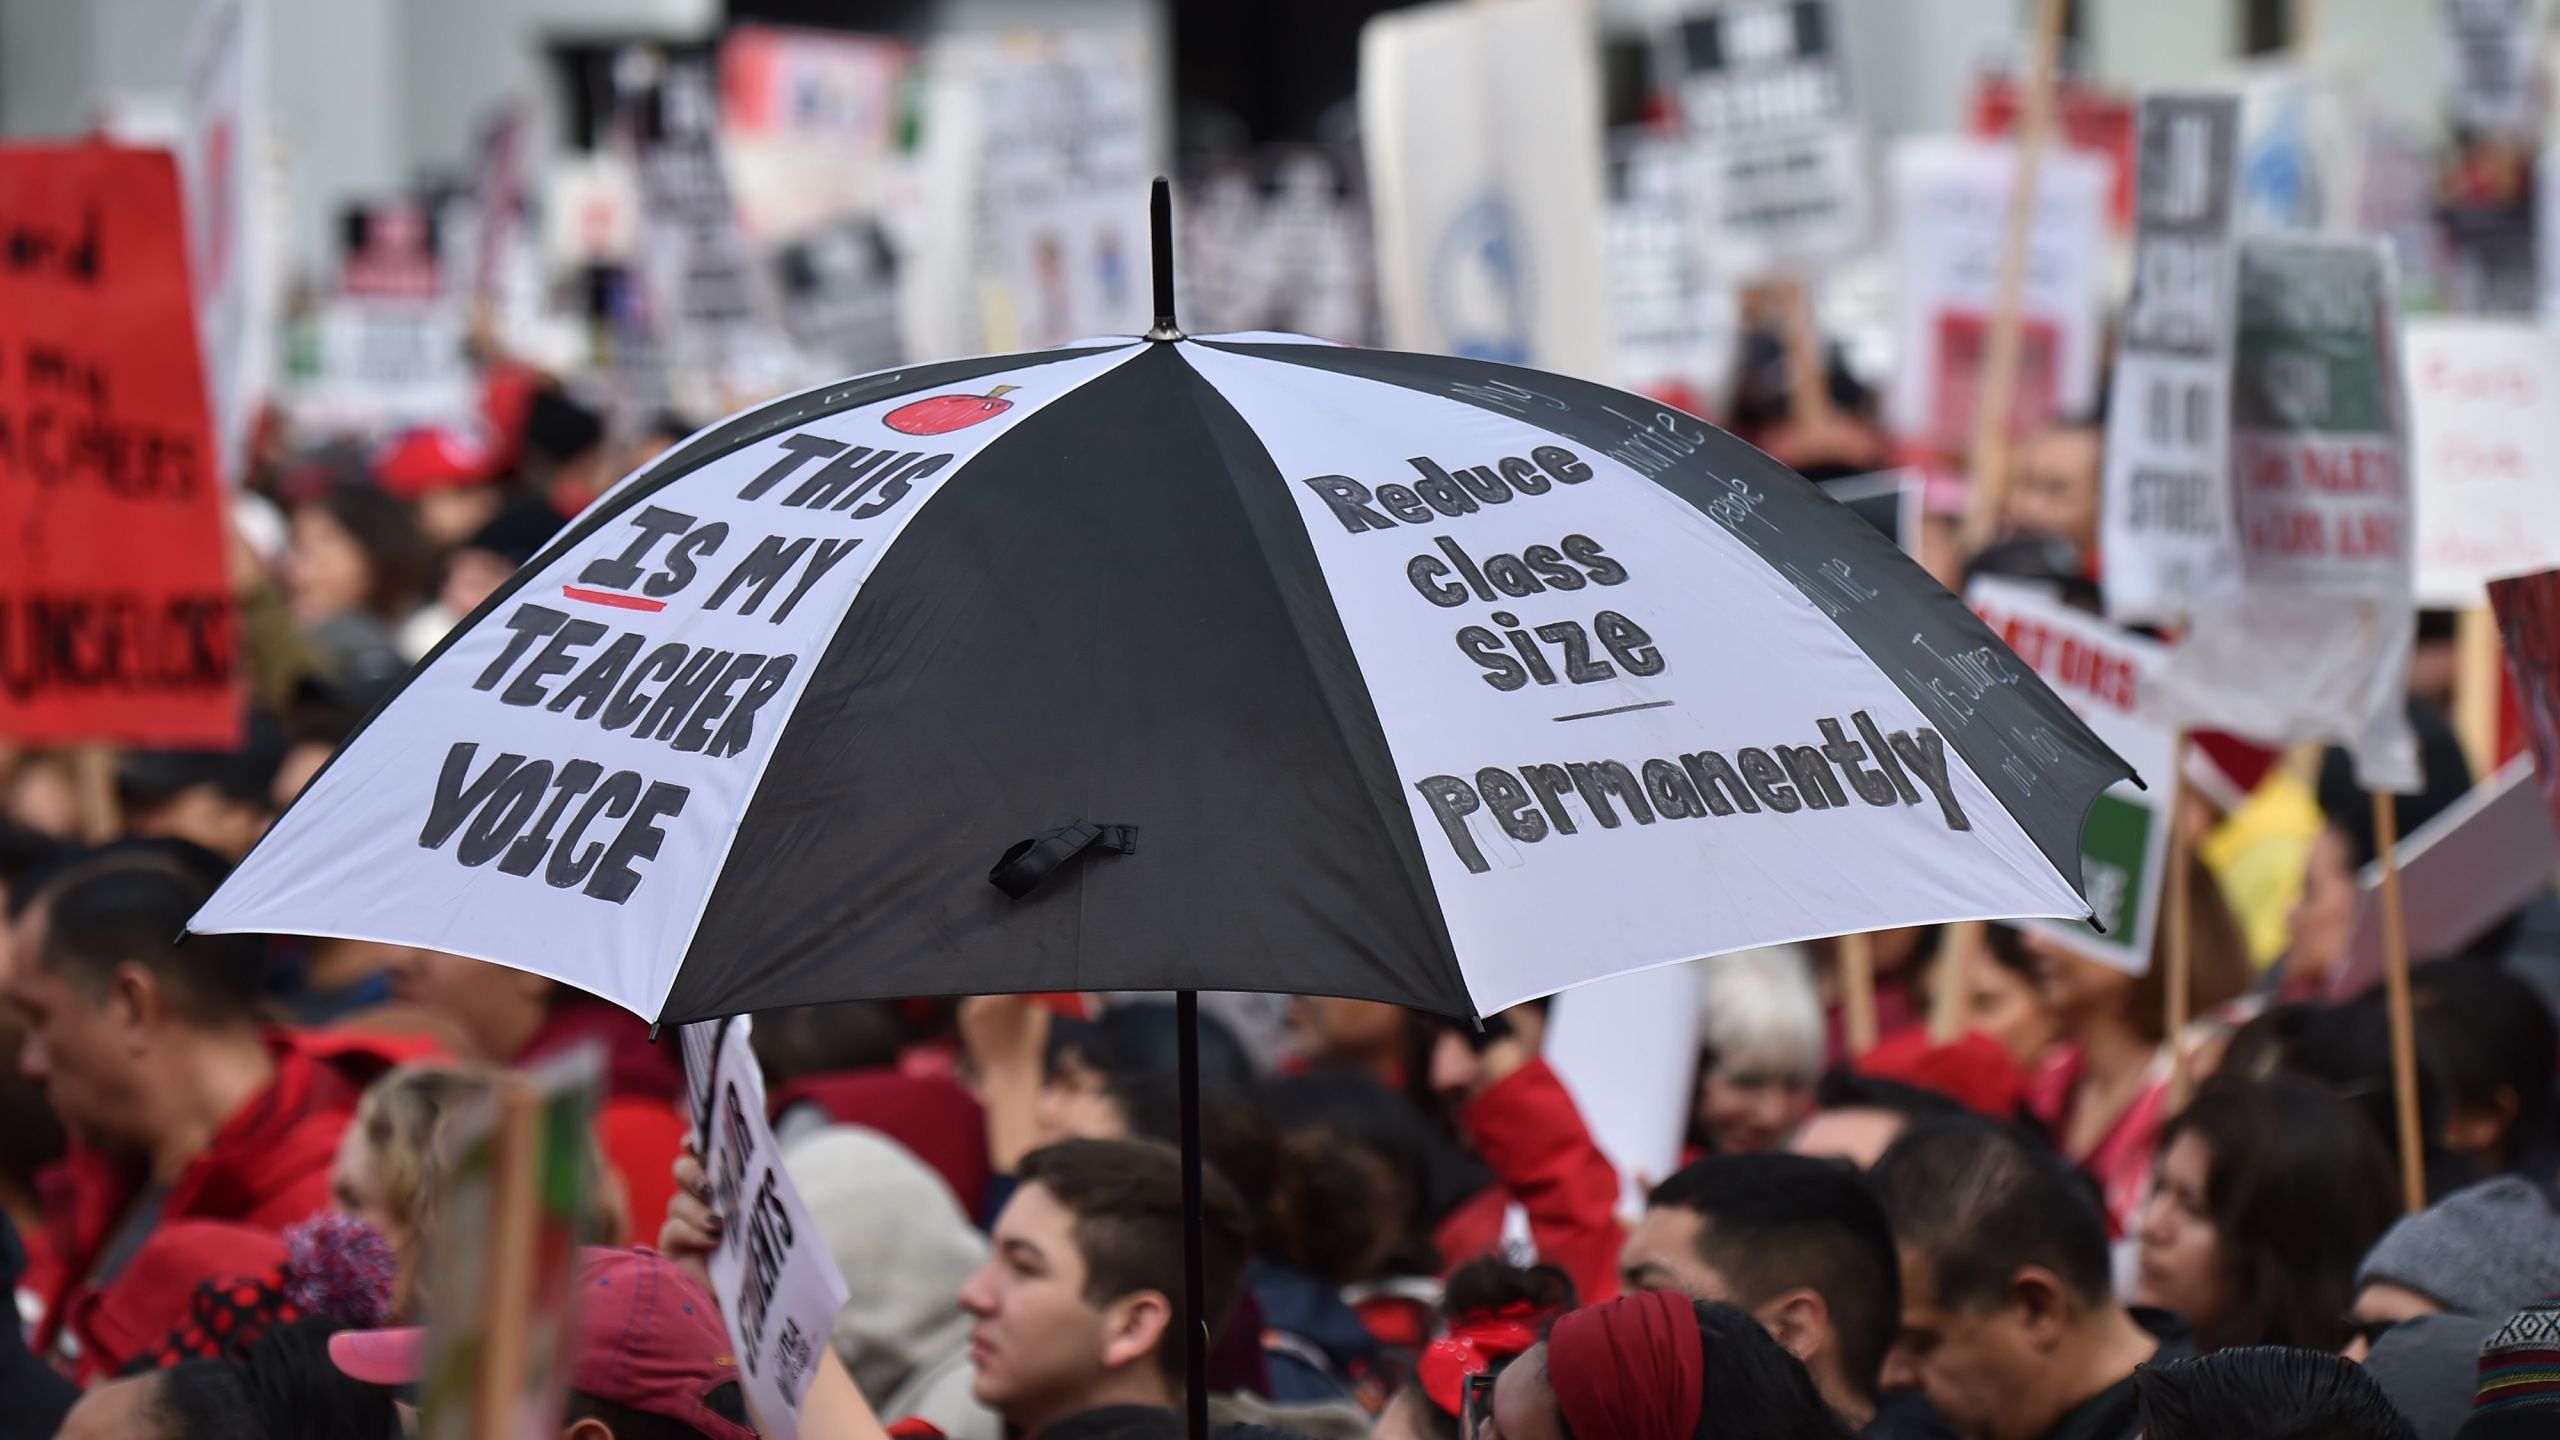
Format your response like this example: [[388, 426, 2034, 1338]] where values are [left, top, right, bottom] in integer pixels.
[[192, 182, 2127, 1426]]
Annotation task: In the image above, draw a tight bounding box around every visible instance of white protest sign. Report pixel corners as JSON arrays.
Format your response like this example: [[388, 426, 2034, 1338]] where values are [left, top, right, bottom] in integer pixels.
[[637, 53, 800, 411], [1968, 578, 2176, 975], [2443, 0, 2538, 139], [304, 203, 475, 431], [977, 34, 1154, 349], [179, 0, 271, 486], [2157, 236, 2417, 790], [1607, 132, 1739, 412], [1886, 137, 2109, 453], [682, 1017, 850, 1440], [2405, 319, 2560, 607], [2101, 92, 2241, 628], [1361, 0, 1613, 379], [1665, 0, 1867, 278], [1542, 960, 1700, 1217]]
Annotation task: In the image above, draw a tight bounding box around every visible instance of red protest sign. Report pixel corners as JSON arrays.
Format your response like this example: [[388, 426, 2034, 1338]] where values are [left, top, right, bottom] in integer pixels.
[[0, 145, 239, 748]]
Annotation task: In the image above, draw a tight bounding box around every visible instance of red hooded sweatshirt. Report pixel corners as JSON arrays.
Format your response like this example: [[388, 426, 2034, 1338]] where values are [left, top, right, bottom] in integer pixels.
[[516, 994, 688, 1245], [33, 1030, 378, 1379], [1431, 1056, 1625, 1307]]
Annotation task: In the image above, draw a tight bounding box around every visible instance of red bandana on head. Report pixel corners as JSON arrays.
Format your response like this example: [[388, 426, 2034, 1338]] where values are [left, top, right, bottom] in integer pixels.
[[1546, 1291, 1706, 1440]]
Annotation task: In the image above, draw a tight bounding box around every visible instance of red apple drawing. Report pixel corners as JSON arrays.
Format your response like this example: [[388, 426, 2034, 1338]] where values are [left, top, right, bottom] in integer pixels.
[[884, 384, 1019, 435]]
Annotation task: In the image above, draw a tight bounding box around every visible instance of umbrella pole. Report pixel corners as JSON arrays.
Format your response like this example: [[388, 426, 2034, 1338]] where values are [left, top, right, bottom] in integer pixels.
[[1177, 990, 1212, 1440]]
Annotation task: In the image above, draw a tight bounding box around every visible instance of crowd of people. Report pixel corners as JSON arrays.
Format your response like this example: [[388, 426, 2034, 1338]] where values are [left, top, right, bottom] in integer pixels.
[[2, 272, 2559, 1440]]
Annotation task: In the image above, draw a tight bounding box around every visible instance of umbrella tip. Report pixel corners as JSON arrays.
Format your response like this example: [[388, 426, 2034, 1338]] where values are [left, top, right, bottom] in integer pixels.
[[1147, 176, 1183, 342]]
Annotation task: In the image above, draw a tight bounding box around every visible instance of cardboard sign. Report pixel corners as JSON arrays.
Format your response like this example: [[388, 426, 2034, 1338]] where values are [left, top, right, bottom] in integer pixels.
[[1886, 137, 2109, 452], [2101, 93, 2242, 628], [0, 145, 239, 748], [2406, 320, 2560, 606], [1362, 0, 1612, 379], [419, 1046, 605, 1440], [179, 0, 271, 488], [1542, 960, 1699, 1217], [2157, 236, 2417, 791], [2490, 568, 2560, 842], [682, 1018, 850, 1440], [1969, 578, 2176, 974], [308, 202, 475, 431], [1665, 0, 1867, 277], [2329, 753, 2554, 1000]]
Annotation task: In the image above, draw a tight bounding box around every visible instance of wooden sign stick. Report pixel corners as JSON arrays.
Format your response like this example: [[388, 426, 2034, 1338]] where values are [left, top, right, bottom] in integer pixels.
[[1931, 922, 1984, 1044], [2455, 605, 2503, 777], [1958, 0, 2068, 555], [2371, 790, 2428, 1215], [472, 1082, 543, 1436], [1839, 931, 1879, 1057], [2162, 735, 2196, 1109]]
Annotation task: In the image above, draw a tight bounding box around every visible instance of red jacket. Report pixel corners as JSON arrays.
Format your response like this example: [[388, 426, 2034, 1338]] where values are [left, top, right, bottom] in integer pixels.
[[517, 996, 687, 1245], [34, 1031, 373, 1375], [770, 1069, 991, 1218], [1430, 1057, 1624, 1306]]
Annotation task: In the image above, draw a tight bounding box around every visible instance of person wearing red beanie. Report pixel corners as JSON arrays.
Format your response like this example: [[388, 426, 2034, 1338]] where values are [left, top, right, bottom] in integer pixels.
[[1475, 1291, 1852, 1440]]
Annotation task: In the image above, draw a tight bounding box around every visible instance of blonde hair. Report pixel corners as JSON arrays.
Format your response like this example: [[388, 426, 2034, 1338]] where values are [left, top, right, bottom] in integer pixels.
[[1698, 947, 1827, 1085], [353, 1062, 629, 1316]]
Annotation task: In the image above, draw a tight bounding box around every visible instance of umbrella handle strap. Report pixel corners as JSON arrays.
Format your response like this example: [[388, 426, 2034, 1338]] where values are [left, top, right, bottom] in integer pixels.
[[990, 822, 1138, 899]]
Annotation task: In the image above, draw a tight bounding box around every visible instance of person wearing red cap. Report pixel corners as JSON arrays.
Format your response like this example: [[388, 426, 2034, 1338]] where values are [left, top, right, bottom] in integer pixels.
[[373, 425, 505, 550], [1620, 1154, 1927, 1436], [1478, 1290, 1852, 1440], [331, 1246, 759, 1439]]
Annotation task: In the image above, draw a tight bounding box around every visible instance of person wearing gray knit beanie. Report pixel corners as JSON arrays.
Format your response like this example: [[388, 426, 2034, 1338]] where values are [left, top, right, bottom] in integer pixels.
[[2342, 1177, 2560, 1363]]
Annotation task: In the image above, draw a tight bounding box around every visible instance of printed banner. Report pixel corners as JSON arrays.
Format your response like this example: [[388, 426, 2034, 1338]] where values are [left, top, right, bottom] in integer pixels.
[[2405, 319, 2560, 606], [1665, 0, 1867, 278], [719, 24, 907, 244], [1972, 72, 2139, 228], [681, 1018, 849, 1440], [2158, 236, 2416, 791], [1886, 136, 2109, 453], [0, 145, 239, 748], [1362, 0, 1612, 379], [179, 0, 271, 488], [309, 202, 475, 430], [2101, 92, 2242, 628], [1969, 578, 2176, 974]]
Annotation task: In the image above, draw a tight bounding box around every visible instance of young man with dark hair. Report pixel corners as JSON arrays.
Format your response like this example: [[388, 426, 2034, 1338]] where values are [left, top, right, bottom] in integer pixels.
[[960, 1138, 1251, 1439], [1867, 1120, 2187, 1440], [3, 843, 370, 1378], [1620, 1153, 1914, 1434]]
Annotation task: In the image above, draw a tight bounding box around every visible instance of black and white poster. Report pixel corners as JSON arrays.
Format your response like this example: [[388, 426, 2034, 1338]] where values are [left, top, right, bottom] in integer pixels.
[[2100, 92, 2242, 628], [1666, 0, 1867, 278]]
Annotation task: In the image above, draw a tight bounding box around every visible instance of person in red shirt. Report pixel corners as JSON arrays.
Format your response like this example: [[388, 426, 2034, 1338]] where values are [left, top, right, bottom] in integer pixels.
[[2, 842, 369, 1379], [384, 948, 686, 1241]]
